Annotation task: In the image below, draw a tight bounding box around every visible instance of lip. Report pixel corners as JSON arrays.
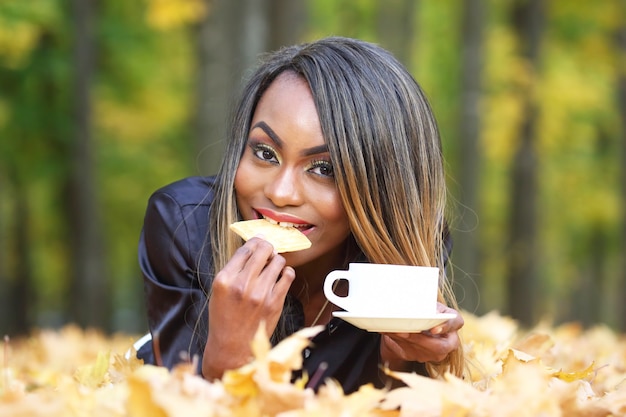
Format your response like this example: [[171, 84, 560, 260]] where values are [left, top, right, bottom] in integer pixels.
[[255, 208, 310, 225]]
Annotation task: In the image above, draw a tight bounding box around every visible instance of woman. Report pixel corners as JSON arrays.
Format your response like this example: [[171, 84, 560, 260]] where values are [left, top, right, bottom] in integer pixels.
[[138, 36, 465, 393]]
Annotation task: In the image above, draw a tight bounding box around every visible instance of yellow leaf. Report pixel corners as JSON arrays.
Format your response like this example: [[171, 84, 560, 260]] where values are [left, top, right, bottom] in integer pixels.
[[508, 348, 537, 363], [342, 383, 387, 416], [73, 351, 110, 389], [222, 363, 258, 398], [126, 370, 168, 417], [109, 350, 144, 383], [251, 322, 272, 362], [551, 362, 595, 383], [380, 370, 482, 416], [513, 332, 554, 358], [267, 326, 323, 382]]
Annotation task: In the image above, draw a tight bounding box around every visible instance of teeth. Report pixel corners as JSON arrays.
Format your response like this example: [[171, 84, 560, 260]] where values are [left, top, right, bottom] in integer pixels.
[[263, 216, 302, 228]]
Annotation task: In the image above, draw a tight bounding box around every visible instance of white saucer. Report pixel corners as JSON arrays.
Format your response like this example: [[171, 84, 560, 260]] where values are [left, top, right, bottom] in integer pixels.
[[332, 312, 457, 333]]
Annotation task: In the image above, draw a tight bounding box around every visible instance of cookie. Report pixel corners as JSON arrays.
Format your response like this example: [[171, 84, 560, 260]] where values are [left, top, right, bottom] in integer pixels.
[[229, 219, 312, 253]]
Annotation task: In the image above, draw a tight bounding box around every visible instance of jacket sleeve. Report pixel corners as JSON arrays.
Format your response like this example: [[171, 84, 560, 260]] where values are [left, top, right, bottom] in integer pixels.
[[137, 182, 212, 371]]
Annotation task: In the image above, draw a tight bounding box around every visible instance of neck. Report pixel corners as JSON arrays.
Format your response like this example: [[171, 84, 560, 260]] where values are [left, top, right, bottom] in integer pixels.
[[290, 243, 350, 326], [291, 250, 347, 301]]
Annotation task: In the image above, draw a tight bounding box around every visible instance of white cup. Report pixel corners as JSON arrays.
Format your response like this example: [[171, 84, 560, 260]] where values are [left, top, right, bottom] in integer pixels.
[[323, 263, 439, 317]]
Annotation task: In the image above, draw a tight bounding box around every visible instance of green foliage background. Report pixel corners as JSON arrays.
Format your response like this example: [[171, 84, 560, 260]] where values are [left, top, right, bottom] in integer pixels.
[[0, 0, 624, 333]]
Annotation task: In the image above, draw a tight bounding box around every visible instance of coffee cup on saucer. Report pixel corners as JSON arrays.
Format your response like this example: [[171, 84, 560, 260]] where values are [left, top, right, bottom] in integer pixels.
[[323, 263, 454, 332]]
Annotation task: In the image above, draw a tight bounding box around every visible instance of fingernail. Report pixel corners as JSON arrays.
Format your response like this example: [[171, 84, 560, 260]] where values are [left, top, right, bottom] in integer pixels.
[[431, 326, 443, 335]]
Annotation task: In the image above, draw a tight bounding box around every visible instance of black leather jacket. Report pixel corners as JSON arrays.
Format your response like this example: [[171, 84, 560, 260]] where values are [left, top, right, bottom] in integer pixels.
[[137, 176, 428, 393]]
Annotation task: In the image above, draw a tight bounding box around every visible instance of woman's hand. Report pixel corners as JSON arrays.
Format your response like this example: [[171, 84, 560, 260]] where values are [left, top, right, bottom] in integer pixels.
[[202, 237, 295, 380], [380, 303, 464, 369]]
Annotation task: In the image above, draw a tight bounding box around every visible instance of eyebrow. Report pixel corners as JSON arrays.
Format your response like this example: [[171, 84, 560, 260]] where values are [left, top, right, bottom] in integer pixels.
[[250, 121, 329, 156]]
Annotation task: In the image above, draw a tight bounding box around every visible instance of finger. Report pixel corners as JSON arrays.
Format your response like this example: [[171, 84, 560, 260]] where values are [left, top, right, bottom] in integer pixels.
[[255, 253, 288, 289], [419, 330, 460, 349], [396, 330, 456, 348], [426, 321, 451, 335], [382, 334, 448, 363], [390, 332, 411, 338], [245, 236, 278, 266], [431, 312, 464, 335], [273, 266, 296, 297], [383, 324, 462, 363], [436, 302, 456, 314], [429, 325, 445, 335], [408, 333, 460, 362], [227, 237, 276, 277]]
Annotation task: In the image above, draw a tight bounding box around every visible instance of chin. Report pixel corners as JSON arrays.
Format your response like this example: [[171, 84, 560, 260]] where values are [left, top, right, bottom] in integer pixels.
[[281, 249, 312, 268]]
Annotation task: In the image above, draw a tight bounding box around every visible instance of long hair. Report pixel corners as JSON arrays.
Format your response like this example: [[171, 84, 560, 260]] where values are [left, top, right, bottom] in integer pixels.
[[208, 36, 465, 378]]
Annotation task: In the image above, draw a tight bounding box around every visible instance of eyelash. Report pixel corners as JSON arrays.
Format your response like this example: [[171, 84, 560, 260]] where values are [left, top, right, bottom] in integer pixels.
[[248, 141, 334, 178], [309, 159, 334, 178], [250, 142, 279, 164]]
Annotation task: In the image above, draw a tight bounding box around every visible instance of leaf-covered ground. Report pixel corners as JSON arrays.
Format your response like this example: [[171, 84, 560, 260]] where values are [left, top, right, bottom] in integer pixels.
[[1, 311, 625, 416]]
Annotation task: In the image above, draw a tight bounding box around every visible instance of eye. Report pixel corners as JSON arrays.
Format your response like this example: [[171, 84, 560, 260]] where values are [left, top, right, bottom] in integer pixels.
[[309, 159, 334, 178], [250, 143, 279, 164]]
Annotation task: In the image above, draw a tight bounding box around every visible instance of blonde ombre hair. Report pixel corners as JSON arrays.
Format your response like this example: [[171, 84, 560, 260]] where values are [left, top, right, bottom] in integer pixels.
[[208, 37, 465, 378]]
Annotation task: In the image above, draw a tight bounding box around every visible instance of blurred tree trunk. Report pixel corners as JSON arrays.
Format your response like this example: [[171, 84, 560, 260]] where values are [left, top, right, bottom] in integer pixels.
[[194, 0, 306, 175], [0, 179, 6, 333], [506, 0, 543, 327], [572, 124, 613, 327], [194, 0, 243, 175], [12, 174, 32, 334], [67, 0, 110, 330], [0, 170, 32, 336], [588, 224, 606, 325], [617, 20, 626, 332], [452, 0, 485, 314], [375, 0, 418, 65], [267, 0, 307, 50]]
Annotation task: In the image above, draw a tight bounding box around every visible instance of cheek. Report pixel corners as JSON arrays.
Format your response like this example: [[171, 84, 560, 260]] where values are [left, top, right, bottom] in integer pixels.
[[233, 163, 258, 216], [328, 200, 348, 224], [234, 166, 244, 192], [234, 162, 255, 196], [318, 189, 350, 229]]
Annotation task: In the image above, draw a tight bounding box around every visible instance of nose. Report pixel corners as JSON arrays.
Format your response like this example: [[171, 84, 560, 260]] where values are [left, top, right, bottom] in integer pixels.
[[264, 167, 304, 207]]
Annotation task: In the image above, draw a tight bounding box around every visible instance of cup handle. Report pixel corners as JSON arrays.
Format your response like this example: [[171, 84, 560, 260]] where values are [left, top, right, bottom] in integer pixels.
[[323, 270, 351, 311]]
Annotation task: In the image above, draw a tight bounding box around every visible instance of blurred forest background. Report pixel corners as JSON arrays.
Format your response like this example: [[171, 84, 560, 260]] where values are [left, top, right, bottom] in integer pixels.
[[1, 0, 625, 337]]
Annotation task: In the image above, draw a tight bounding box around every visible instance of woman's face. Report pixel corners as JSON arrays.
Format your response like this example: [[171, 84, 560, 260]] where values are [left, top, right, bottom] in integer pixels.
[[234, 72, 351, 267]]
